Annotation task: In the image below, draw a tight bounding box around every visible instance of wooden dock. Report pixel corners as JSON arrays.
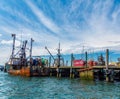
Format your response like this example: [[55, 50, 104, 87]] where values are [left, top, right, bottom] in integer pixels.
[[30, 65, 120, 82], [93, 65, 120, 81]]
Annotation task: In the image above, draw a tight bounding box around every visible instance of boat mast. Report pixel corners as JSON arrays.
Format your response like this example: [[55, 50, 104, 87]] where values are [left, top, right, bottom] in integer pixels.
[[11, 34, 16, 59], [30, 38, 34, 59], [23, 40, 27, 59], [57, 42, 61, 67]]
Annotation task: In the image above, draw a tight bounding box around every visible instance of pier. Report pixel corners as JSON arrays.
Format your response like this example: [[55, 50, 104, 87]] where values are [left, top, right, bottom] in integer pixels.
[[4, 34, 120, 82], [27, 64, 120, 82], [27, 48, 120, 82]]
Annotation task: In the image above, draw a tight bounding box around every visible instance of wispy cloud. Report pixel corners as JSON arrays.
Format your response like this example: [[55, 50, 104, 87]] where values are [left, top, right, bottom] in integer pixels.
[[0, 40, 20, 46], [25, 1, 61, 36], [60, 0, 120, 47]]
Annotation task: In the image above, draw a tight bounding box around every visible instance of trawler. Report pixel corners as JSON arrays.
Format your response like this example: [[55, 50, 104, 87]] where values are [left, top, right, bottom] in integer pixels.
[[5, 34, 49, 77]]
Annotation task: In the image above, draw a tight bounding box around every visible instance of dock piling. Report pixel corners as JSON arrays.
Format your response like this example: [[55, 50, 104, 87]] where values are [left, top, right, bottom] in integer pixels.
[[85, 51, 88, 68], [106, 49, 110, 82]]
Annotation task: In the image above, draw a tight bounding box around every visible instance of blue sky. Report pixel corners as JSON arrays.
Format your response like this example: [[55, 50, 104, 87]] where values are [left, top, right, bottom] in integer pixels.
[[0, 0, 120, 64]]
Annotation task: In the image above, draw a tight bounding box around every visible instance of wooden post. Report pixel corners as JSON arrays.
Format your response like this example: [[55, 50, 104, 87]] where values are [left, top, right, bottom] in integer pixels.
[[105, 49, 114, 82], [106, 49, 109, 81], [66, 60, 68, 66], [57, 67, 59, 77], [70, 53, 73, 78], [59, 69, 61, 77], [70, 68, 72, 78], [106, 49, 109, 70], [49, 56, 51, 67], [85, 51, 88, 68], [72, 69, 75, 78], [50, 69, 52, 76], [63, 58, 64, 66], [71, 53, 74, 67]]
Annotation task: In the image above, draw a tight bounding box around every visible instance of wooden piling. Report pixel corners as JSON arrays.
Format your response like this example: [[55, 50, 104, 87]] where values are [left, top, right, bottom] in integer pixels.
[[106, 49, 109, 82], [106, 49, 109, 70], [50, 68, 52, 76], [49, 57, 51, 67], [57, 67, 59, 77], [85, 51, 88, 68], [70, 53, 74, 78], [72, 69, 75, 78], [70, 68, 72, 78], [59, 69, 61, 77]]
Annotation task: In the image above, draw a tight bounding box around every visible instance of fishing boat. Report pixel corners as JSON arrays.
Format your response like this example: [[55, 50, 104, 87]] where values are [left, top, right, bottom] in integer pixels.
[[5, 34, 49, 77]]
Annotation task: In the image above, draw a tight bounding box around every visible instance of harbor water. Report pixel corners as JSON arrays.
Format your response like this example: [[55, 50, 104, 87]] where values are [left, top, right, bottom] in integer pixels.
[[0, 72, 120, 99]]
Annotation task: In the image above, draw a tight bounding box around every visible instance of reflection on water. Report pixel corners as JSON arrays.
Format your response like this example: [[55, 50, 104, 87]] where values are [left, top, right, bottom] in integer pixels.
[[0, 72, 120, 99]]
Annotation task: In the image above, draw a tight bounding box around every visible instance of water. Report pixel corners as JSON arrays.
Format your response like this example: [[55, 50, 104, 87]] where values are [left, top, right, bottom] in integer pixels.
[[0, 72, 120, 99]]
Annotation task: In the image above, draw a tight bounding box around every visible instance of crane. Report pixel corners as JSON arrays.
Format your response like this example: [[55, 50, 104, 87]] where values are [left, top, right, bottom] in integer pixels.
[[45, 46, 55, 60]]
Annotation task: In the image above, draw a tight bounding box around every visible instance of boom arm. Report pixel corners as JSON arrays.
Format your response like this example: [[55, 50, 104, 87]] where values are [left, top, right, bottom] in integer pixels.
[[45, 46, 55, 60]]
